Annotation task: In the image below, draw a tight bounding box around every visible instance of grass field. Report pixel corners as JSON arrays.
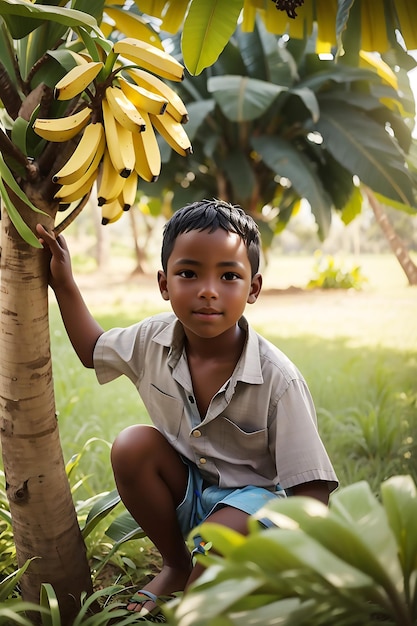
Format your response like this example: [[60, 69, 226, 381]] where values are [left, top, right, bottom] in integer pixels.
[[49, 251, 417, 497]]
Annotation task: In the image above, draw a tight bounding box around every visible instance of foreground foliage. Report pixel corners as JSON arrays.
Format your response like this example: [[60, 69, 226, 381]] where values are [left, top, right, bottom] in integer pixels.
[[2, 470, 417, 624], [167, 475, 417, 626]]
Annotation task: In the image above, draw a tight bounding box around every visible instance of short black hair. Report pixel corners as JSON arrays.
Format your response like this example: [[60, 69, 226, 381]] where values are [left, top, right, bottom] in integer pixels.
[[161, 199, 261, 276]]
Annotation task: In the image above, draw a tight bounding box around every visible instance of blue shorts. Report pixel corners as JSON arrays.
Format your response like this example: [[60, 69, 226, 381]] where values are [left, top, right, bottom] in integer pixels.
[[176, 460, 286, 538]]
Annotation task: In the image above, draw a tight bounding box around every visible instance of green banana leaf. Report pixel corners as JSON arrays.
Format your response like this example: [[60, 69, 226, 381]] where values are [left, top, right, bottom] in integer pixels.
[[234, 16, 297, 86], [81, 488, 120, 539], [181, 0, 243, 76], [105, 510, 145, 544], [251, 135, 332, 238], [0, 0, 101, 40], [313, 100, 415, 207], [381, 475, 417, 594], [207, 75, 287, 122]]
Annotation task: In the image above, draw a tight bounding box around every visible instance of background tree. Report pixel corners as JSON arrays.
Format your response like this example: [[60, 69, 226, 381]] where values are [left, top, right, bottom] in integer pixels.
[[135, 19, 416, 261]]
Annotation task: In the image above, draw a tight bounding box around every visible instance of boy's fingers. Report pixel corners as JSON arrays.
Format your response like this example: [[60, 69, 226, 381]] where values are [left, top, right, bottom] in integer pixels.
[[36, 224, 67, 252]]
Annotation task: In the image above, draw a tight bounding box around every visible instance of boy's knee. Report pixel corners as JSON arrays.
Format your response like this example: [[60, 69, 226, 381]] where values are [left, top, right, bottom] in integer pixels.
[[111, 424, 157, 470]]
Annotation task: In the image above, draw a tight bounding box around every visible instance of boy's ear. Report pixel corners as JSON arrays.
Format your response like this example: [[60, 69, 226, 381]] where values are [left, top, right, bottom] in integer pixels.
[[157, 270, 170, 301], [247, 273, 262, 304]]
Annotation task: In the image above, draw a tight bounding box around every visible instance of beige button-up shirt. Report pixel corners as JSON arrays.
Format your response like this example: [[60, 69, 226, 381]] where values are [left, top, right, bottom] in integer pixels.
[[94, 312, 338, 493]]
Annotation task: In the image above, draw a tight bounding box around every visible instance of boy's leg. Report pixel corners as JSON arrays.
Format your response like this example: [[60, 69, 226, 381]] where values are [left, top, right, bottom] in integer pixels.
[[186, 505, 250, 588], [111, 424, 192, 609]]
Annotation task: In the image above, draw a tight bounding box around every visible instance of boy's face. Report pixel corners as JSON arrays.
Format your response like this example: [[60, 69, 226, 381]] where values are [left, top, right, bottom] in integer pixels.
[[158, 228, 262, 340]]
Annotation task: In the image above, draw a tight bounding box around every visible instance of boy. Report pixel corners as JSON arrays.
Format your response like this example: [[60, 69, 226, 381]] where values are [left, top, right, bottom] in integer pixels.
[[37, 199, 337, 622]]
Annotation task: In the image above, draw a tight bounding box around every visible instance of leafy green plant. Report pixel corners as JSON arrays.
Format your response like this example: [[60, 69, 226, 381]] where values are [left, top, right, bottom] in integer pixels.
[[166, 475, 417, 626], [307, 251, 368, 290]]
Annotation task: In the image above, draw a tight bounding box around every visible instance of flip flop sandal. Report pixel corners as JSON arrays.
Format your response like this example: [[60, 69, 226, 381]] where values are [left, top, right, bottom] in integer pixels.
[[127, 589, 172, 622]]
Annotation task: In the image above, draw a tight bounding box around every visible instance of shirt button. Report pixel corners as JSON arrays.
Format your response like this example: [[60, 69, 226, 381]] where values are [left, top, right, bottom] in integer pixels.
[[188, 396, 195, 403], [199, 457, 207, 464], [193, 430, 201, 438]]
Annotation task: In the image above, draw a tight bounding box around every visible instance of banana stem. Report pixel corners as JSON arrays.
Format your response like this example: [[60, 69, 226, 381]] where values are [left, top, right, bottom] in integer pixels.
[[101, 50, 118, 81]]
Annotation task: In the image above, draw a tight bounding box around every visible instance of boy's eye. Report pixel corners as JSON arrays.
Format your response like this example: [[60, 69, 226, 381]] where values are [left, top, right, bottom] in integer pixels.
[[222, 272, 240, 281], [178, 269, 195, 278]]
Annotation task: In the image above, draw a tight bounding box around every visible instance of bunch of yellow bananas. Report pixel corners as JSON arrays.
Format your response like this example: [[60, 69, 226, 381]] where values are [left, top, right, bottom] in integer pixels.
[[32, 38, 192, 224]]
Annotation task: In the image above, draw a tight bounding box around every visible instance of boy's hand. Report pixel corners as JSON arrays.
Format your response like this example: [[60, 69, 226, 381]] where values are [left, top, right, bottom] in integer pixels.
[[36, 224, 74, 292]]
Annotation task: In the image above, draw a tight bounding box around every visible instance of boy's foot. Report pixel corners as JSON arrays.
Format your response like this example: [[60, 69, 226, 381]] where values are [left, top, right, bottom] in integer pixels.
[[126, 563, 192, 614], [126, 590, 171, 622]]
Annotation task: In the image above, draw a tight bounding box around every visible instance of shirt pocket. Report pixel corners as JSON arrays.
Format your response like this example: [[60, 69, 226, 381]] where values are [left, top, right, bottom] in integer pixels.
[[145, 383, 184, 441], [217, 416, 268, 461]]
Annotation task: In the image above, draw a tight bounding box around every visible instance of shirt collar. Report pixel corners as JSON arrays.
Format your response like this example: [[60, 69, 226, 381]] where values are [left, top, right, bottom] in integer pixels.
[[152, 314, 263, 384]]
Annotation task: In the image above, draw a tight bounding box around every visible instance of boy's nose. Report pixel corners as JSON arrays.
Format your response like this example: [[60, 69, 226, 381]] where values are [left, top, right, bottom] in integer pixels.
[[198, 281, 218, 299]]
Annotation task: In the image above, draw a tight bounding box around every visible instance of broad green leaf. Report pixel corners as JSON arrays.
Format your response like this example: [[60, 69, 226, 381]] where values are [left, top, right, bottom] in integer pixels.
[[0, 0, 101, 40], [47, 49, 84, 72], [314, 100, 415, 206], [173, 576, 262, 626], [234, 17, 296, 85], [81, 488, 120, 538], [10, 117, 28, 156], [0, 17, 16, 80], [183, 100, 216, 141], [331, 482, 404, 592], [208, 75, 286, 122], [198, 523, 246, 559], [335, 0, 355, 58], [182, 0, 243, 76], [220, 150, 256, 202], [252, 494, 401, 597], [373, 192, 417, 215], [73, 0, 105, 25], [299, 66, 381, 92], [251, 135, 332, 238], [105, 509, 145, 543], [341, 185, 363, 225], [290, 86, 319, 122], [233, 527, 374, 590], [0, 179, 43, 248], [381, 475, 417, 585], [0, 154, 46, 214]]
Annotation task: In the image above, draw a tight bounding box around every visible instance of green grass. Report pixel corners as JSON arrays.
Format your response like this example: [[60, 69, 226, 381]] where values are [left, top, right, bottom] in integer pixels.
[[48, 252, 417, 497]]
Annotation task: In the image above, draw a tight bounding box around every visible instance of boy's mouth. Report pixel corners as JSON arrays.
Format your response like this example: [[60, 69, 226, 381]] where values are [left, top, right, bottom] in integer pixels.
[[194, 308, 221, 316]]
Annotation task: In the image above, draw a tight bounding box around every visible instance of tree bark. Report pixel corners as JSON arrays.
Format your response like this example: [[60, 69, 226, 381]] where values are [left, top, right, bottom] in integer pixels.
[[365, 188, 417, 286], [0, 204, 92, 623]]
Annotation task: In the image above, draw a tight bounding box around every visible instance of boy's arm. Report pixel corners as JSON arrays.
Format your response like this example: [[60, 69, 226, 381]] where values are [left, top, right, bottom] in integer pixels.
[[37, 224, 104, 368]]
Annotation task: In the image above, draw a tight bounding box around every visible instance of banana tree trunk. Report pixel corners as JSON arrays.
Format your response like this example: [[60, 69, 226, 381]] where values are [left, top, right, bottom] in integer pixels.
[[0, 203, 92, 623], [365, 188, 417, 286]]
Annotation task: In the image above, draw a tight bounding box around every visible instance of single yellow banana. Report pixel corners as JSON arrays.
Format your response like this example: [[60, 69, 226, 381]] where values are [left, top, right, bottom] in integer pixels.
[[102, 98, 130, 177], [118, 77, 168, 115], [52, 122, 104, 185], [54, 168, 99, 203], [54, 130, 105, 202], [132, 109, 161, 182], [97, 148, 126, 206], [101, 198, 125, 225], [115, 119, 136, 175], [113, 38, 184, 82], [33, 107, 92, 142], [105, 86, 146, 134], [127, 68, 189, 123], [121, 170, 138, 210], [150, 112, 192, 157], [54, 61, 104, 100]]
